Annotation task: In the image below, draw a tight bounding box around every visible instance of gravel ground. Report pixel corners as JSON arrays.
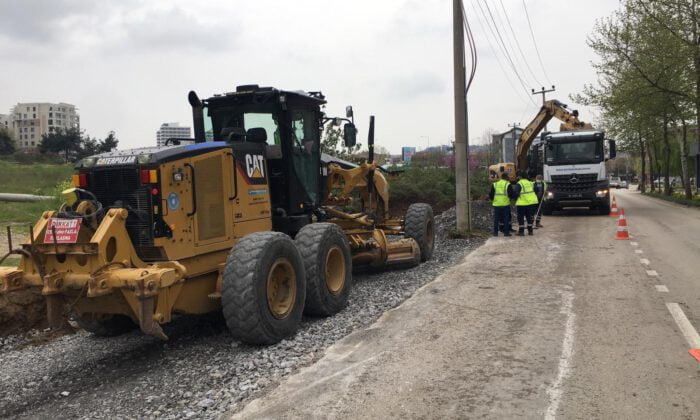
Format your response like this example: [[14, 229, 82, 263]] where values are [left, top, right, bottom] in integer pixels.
[[0, 222, 484, 419]]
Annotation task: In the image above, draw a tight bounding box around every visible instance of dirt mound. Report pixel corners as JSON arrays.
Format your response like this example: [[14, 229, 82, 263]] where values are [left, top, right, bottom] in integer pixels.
[[0, 288, 47, 337]]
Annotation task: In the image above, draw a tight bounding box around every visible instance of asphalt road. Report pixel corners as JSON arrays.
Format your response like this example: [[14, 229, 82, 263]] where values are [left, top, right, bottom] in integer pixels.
[[234, 192, 700, 419]]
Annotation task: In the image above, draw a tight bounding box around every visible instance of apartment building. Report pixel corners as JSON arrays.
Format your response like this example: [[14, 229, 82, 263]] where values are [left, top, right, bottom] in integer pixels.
[[8, 102, 79, 149], [156, 122, 191, 147]]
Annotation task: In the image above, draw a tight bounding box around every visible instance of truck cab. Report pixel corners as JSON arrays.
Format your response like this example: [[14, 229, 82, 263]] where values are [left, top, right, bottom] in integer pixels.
[[541, 130, 616, 215]]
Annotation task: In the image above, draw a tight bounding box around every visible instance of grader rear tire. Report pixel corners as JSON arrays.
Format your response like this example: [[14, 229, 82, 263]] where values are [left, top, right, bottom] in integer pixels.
[[75, 314, 137, 337], [222, 232, 306, 345], [295, 223, 352, 316], [404, 203, 435, 262]]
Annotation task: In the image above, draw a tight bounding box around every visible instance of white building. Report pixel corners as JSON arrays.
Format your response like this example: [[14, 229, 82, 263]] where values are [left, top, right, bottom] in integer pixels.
[[8, 102, 79, 150], [156, 123, 191, 147]]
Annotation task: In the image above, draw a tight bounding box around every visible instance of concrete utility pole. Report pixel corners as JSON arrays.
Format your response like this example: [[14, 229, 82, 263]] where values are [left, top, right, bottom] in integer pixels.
[[453, 0, 471, 232], [532, 86, 555, 132]]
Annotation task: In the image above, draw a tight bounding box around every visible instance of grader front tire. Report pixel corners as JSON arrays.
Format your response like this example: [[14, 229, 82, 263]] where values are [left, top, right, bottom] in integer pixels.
[[404, 203, 435, 262], [222, 232, 306, 345], [295, 223, 352, 316]]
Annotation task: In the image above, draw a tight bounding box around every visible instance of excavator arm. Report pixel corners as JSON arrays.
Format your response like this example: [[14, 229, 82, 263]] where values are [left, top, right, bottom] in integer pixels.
[[514, 100, 593, 171], [488, 99, 593, 182]]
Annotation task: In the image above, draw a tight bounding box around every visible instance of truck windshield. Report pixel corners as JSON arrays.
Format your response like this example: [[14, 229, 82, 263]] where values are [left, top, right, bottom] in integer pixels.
[[546, 139, 602, 165]]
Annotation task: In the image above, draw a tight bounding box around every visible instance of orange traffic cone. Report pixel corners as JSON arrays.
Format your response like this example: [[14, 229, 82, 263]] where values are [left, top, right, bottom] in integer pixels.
[[609, 199, 619, 217], [615, 209, 629, 240]]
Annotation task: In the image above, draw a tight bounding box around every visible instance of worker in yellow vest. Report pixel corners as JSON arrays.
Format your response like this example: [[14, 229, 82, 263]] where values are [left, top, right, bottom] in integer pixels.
[[489, 172, 514, 236], [514, 171, 538, 236]]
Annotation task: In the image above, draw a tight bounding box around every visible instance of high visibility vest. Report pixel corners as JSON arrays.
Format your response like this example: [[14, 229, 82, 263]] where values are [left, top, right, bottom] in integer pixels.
[[492, 179, 510, 207], [516, 179, 538, 206]]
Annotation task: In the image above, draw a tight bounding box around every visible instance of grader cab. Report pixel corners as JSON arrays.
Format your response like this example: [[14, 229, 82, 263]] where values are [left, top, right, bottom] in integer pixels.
[[0, 85, 434, 344]]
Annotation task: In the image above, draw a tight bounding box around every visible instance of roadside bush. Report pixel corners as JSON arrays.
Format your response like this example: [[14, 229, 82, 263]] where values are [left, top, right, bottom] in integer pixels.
[[643, 191, 700, 207], [388, 166, 491, 216]]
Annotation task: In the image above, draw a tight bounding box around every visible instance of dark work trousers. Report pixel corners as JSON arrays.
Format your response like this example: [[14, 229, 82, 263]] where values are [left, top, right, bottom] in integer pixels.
[[516, 205, 534, 234], [493, 206, 511, 235]]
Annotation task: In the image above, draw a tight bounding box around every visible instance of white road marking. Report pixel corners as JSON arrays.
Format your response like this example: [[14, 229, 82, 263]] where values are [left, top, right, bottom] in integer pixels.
[[545, 290, 576, 420], [630, 242, 639, 247], [666, 303, 700, 349], [634, 249, 643, 254], [646, 270, 658, 277], [640, 258, 650, 265], [655, 285, 669, 293]]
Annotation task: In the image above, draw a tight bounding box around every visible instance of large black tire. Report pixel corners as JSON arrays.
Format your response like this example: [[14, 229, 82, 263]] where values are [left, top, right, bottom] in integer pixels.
[[222, 232, 306, 345], [295, 223, 352, 316], [404, 203, 435, 262], [75, 314, 137, 337]]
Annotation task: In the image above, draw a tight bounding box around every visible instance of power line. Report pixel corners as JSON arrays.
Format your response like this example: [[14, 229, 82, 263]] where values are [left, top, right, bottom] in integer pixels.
[[497, 0, 542, 87], [461, 1, 477, 92], [522, 0, 552, 84], [476, 0, 537, 106], [468, 1, 531, 107]]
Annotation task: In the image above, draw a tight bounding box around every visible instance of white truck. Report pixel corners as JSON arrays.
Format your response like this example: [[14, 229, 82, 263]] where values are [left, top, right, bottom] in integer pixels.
[[540, 130, 616, 215]]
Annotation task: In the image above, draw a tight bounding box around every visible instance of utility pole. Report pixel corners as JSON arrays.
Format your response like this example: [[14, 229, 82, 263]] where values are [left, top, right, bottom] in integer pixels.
[[532, 85, 555, 131], [453, 0, 471, 232]]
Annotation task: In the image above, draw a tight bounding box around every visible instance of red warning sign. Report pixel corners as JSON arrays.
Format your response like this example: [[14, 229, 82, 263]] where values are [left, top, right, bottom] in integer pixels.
[[44, 218, 82, 244]]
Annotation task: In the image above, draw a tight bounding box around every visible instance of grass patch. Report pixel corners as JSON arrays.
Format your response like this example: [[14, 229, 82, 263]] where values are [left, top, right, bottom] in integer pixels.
[[0, 200, 56, 224], [642, 191, 700, 207], [0, 161, 72, 224], [0, 160, 73, 195]]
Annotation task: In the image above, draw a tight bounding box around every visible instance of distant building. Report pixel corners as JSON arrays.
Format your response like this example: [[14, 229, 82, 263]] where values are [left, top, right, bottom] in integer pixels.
[[7, 102, 79, 150], [401, 146, 416, 161], [491, 127, 524, 164], [156, 123, 192, 147]]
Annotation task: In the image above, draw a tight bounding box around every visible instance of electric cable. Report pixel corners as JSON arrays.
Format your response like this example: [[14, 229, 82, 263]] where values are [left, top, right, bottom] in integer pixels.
[[476, 0, 538, 106], [522, 0, 552, 84], [498, 0, 542, 87]]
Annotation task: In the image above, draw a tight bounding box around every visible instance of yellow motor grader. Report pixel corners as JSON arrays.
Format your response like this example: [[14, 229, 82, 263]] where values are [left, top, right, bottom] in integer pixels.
[[0, 85, 434, 344]]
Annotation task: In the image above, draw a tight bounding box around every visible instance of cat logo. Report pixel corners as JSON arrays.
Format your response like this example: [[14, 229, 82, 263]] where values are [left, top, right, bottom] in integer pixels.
[[245, 154, 265, 179]]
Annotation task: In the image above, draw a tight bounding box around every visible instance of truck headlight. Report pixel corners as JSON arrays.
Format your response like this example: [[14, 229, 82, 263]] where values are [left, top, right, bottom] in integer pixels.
[[596, 190, 608, 198], [546, 191, 554, 199]]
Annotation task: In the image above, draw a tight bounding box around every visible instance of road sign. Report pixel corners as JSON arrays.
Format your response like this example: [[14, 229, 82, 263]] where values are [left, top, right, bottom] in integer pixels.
[[44, 218, 81, 244]]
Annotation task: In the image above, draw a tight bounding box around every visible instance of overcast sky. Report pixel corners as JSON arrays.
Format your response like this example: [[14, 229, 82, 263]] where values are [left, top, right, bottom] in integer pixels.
[[0, 0, 619, 154]]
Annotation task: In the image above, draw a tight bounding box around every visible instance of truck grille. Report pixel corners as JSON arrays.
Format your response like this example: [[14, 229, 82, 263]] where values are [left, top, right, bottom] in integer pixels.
[[86, 167, 154, 248], [551, 173, 598, 193]]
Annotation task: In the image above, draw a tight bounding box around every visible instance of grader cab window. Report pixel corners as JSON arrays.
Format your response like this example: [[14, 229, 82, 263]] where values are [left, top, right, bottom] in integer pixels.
[[290, 110, 319, 203]]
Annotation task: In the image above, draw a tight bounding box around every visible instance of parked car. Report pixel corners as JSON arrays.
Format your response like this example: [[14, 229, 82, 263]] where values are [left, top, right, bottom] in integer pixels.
[[620, 179, 628, 189], [609, 176, 621, 188]]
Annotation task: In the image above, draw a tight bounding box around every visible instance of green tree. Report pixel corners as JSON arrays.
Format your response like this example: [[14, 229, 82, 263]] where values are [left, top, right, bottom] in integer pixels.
[[0, 128, 15, 155], [100, 131, 119, 153], [39, 127, 82, 162]]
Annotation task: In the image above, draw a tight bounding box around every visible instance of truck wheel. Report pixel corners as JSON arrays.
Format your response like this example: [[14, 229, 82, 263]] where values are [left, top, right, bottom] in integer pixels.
[[404, 203, 435, 262], [222, 232, 306, 345], [295, 223, 352, 316], [75, 314, 137, 337]]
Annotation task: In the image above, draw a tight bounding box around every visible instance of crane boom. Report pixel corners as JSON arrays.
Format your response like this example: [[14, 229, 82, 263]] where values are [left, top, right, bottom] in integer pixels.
[[489, 99, 593, 181], [514, 100, 593, 170]]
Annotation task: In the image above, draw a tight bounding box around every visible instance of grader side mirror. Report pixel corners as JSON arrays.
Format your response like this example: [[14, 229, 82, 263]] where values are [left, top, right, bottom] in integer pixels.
[[343, 123, 357, 148], [346, 106, 354, 119]]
